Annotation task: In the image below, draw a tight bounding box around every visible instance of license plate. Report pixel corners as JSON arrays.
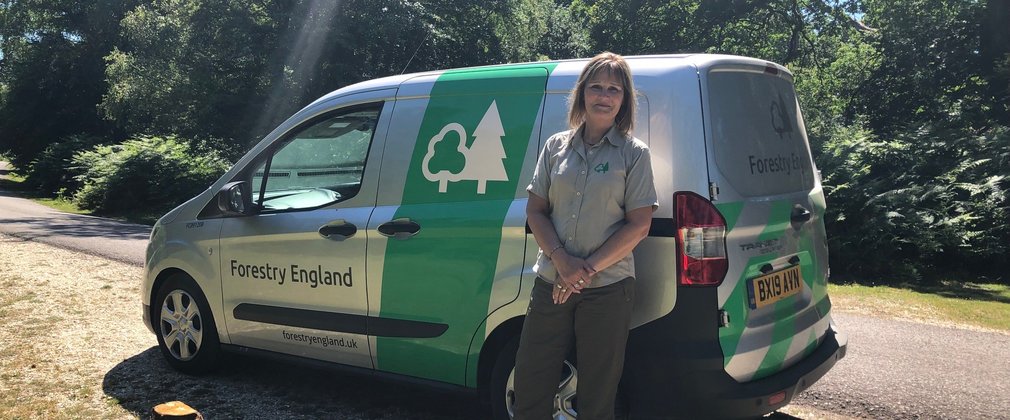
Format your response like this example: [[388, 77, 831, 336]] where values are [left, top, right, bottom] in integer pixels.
[[747, 265, 804, 309]]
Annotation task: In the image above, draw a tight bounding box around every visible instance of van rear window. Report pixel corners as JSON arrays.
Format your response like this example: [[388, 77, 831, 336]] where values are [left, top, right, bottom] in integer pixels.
[[706, 71, 814, 197]]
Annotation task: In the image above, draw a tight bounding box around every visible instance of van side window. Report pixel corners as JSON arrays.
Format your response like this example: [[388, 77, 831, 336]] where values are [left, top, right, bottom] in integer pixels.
[[251, 105, 381, 211]]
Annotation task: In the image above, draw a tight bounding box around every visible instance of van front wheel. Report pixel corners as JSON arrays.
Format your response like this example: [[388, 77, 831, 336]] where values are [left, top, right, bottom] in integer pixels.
[[490, 336, 579, 420], [154, 274, 220, 374]]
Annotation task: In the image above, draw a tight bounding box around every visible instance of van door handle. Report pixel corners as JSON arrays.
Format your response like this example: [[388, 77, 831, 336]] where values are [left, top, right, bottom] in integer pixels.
[[378, 218, 421, 240], [791, 205, 812, 224], [318, 220, 357, 241]]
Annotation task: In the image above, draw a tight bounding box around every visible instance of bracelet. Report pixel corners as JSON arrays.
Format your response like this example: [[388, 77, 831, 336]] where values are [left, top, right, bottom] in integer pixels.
[[546, 244, 565, 260]]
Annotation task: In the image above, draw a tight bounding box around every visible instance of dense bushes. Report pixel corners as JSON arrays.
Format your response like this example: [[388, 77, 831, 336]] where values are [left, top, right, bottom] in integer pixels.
[[818, 123, 1009, 283], [24, 135, 105, 197], [70, 136, 231, 214]]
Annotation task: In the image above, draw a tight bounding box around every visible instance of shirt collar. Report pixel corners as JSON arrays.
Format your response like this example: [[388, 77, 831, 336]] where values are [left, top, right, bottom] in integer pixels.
[[567, 124, 628, 148]]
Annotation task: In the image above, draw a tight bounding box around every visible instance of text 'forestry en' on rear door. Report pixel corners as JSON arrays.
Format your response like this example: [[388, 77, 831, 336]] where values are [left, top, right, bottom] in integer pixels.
[[219, 91, 395, 369], [700, 62, 832, 382]]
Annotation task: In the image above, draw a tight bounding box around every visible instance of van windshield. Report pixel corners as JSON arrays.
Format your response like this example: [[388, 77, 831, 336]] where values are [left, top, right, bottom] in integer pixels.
[[706, 70, 815, 197]]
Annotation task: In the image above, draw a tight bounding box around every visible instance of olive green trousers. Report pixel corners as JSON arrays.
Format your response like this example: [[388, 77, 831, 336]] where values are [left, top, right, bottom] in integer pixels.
[[513, 277, 635, 420]]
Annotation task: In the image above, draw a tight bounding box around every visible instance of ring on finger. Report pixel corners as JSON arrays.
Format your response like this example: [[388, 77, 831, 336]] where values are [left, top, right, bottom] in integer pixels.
[[578, 279, 585, 284], [557, 283, 563, 289]]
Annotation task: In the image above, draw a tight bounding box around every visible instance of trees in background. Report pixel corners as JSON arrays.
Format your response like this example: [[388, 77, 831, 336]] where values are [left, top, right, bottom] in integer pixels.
[[0, 0, 139, 167], [96, 0, 591, 158], [0, 0, 1006, 283], [100, 0, 284, 156], [810, 0, 1009, 282]]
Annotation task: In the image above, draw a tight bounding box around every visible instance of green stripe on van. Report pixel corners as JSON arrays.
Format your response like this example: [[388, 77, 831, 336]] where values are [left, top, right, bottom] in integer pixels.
[[715, 201, 746, 232], [377, 64, 555, 385], [713, 201, 749, 366], [721, 200, 792, 372], [751, 204, 825, 378], [720, 253, 775, 367], [753, 302, 797, 378], [758, 200, 792, 242]]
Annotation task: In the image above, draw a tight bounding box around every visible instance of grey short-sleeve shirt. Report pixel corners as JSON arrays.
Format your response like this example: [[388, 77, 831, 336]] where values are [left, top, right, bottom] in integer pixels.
[[527, 124, 658, 288]]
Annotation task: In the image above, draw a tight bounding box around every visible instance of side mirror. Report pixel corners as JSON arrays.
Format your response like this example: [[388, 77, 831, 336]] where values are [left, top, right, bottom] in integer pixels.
[[217, 181, 254, 216]]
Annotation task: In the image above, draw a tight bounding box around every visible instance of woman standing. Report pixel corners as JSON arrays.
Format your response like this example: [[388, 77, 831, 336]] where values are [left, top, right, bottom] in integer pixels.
[[514, 52, 658, 419]]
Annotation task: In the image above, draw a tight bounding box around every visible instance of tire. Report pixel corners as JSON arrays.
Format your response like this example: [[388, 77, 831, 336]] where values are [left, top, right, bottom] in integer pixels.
[[490, 336, 579, 420], [153, 273, 221, 374]]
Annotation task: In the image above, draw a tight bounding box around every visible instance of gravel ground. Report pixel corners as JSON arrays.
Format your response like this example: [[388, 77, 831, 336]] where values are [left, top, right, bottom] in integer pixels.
[[0, 232, 856, 419], [0, 234, 486, 419]]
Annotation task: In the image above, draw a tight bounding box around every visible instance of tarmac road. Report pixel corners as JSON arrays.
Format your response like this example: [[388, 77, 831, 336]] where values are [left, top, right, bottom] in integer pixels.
[[0, 164, 149, 266], [1, 169, 1008, 419], [801, 313, 1010, 419]]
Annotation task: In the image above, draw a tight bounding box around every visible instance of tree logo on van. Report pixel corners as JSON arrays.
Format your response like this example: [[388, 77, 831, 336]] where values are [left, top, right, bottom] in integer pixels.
[[421, 101, 509, 194], [770, 92, 793, 139]]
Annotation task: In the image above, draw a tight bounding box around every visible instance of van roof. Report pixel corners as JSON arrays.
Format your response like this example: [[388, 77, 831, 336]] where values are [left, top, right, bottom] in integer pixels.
[[309, 54, 791, 107]]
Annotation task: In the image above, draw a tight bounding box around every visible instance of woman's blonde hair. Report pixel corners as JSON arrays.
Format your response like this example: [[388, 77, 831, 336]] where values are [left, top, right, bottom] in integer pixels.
[[568, 52, 636, 136]]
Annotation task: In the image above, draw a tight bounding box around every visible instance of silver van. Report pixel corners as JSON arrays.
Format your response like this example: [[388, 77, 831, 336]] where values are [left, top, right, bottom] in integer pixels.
[[142, 54, 846, 419]]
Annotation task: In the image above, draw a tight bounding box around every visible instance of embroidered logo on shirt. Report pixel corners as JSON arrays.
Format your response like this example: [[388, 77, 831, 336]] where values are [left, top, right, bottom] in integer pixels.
[[594, 162, 609, 174]]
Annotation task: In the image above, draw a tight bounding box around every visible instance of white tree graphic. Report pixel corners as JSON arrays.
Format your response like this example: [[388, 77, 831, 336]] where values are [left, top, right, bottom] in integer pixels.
[[421, 123, 468, 192], [421, 100, 510, 194], [461, 101, 507, 194]]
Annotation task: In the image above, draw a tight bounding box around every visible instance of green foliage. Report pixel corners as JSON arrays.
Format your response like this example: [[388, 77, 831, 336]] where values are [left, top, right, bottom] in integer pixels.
[[496, 0, 591, 62], [1, 0, 1007, 285], [71, 136, 231, 214], [97, 0, 590, 153], [794, 40, 880, 144], [100, 0, 280, 150], [0, 0, 137, 167], [575, 0, 857, 66], [24, 134, 106, 197], [858, 0, 991, 133], [820, 123, 1009, 282]]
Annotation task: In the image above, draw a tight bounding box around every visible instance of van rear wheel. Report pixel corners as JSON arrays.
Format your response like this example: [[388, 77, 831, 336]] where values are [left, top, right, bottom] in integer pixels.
[[491, 336, 579, 419], [154, 274, 220, 374]]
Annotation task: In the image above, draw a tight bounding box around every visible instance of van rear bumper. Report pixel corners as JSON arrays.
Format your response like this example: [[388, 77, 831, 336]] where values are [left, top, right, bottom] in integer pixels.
[[694, 324, 847, 419], [622, 287, 848, 419]]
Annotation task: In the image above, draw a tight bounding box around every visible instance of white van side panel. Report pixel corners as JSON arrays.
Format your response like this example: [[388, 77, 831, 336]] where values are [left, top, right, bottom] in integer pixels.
[[216, 91, 396, 369], [625, 60, 712, 328]]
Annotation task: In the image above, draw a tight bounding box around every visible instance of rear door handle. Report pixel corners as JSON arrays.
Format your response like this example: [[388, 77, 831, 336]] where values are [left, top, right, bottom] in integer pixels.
[[791, 205, 812, 224], [377, 218, 421, 240], [318, 220, 357, 241]]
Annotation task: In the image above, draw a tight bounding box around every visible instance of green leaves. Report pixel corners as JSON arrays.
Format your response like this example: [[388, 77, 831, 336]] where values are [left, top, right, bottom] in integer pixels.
[[2, 0, 1008, 283], [70, 135, 230, 214], [819, 123, 1009, 283]]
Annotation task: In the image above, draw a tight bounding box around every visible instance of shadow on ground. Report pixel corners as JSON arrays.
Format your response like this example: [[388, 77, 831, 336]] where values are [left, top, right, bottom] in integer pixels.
[[103, 347, 485, 419], [0, 177, 28, 193], [104, 348, 809, 419], [0, 216, 150, 240]]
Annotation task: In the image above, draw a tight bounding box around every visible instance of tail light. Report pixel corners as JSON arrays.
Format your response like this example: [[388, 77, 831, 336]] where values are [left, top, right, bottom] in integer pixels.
[[675, 191, 728, 286]]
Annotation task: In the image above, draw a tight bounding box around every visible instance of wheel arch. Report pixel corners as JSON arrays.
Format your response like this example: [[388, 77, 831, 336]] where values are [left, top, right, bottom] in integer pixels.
[[477, 315, 525, 400], [149, 267, 228, 345], [148, 268, 190, 331]]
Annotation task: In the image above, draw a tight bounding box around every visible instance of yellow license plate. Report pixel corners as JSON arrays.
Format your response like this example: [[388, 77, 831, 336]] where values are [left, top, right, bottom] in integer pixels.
[[748, 265, 804, 309]]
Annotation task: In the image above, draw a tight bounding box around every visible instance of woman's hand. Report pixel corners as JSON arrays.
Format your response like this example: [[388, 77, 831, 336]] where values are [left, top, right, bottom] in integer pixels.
[[526, 192, 600, 304], [552, 251, 597, 304]]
